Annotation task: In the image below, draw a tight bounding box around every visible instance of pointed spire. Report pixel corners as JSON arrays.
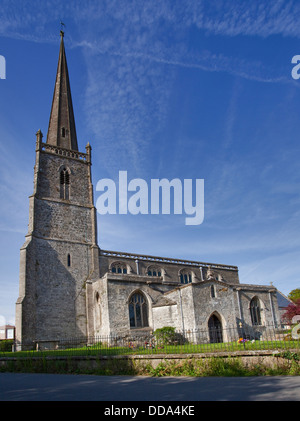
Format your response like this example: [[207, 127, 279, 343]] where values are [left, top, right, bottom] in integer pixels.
[[46, 30, 78, 151]]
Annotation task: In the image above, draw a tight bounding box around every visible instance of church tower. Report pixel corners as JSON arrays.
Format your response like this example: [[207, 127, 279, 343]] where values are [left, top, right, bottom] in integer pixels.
[[16, 32, 99, 347]]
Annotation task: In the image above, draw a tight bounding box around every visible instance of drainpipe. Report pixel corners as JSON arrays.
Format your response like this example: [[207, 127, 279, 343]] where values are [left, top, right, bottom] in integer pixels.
[[236, 288, 242, 321], [199, 266, 204, 281]]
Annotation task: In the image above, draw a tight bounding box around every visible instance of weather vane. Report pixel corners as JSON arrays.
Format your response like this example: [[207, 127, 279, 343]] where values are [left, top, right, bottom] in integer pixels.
[[60, 21, 65, 36]]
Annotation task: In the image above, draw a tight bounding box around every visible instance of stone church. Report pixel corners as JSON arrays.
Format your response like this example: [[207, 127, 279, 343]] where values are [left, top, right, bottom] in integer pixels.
[[15, 32, 280, 347]]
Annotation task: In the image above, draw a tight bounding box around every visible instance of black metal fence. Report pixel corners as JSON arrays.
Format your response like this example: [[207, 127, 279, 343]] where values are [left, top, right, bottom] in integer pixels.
[[5, 324, 299, 357]]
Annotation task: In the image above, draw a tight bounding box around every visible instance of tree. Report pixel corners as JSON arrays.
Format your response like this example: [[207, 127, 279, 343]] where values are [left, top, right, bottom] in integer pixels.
[[288, 289, 300, 303], [282, 298, 300, 324]]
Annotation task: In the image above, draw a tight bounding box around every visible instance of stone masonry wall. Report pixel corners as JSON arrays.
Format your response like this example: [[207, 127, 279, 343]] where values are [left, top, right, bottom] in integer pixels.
[[17, 148, 97, 344]]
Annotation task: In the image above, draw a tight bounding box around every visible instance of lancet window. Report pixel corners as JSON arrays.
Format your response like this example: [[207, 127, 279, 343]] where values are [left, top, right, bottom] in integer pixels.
[[60, 167, 70, 199]]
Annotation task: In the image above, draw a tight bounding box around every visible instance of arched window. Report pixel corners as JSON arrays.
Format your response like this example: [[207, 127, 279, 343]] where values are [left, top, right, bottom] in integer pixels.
[[129, 292, 148, 328], [60, 167, 70, 199], [211, 285, 215, 298], [147, 267, 162, 277], [250, 297, 262, 326], [179, 269, 192, 284], [111, 262, 127, 274]]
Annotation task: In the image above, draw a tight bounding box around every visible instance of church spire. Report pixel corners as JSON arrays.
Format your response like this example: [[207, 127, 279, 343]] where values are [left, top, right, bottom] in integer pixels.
[[46, 30, 78, 151]]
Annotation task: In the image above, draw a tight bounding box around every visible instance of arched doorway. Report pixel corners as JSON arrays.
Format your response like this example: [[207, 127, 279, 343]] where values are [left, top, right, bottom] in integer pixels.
[[208, 314, 223, 343]]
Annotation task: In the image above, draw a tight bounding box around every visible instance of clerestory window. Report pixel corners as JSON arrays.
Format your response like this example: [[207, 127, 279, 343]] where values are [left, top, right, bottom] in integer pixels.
[[111, 262, 127, 274], [179, 269, 192, 284], [147, 267, 162, 277]]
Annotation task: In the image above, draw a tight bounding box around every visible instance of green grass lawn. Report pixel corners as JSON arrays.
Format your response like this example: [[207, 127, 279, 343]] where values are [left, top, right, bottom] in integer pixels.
[[1, 338, 299, 358]]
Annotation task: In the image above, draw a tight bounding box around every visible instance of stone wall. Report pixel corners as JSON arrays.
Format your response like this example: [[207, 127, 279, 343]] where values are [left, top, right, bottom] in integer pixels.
[[237, 286, 279, 328], [0, 351, 294, 375]]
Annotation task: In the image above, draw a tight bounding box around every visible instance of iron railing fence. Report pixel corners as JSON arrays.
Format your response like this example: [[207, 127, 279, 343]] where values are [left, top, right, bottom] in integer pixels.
[[3, 323, 299, 357]]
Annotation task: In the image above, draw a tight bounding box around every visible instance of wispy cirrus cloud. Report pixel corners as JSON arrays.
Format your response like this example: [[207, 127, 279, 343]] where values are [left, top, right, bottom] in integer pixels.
[[71, 0, 300, 39], [74, 38, 290, 84], [69, 1, 298, 175], [2, 1, 300, 42], [1, 1, 298, 176], [196, 0, 300, 38]]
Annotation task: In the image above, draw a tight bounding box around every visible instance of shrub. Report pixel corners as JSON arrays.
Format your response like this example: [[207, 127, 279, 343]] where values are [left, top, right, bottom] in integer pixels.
[[153, 327, 177, 347], [0, 340, 14, 352], [275, 351, 300, 361]]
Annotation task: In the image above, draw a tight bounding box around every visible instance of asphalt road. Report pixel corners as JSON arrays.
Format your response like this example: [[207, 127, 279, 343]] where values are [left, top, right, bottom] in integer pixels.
[[0, 373, 299, 402]]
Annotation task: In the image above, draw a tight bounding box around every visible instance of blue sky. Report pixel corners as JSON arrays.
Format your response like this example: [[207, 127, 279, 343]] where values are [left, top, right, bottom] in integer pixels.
[[1, 0, 300, 325]]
